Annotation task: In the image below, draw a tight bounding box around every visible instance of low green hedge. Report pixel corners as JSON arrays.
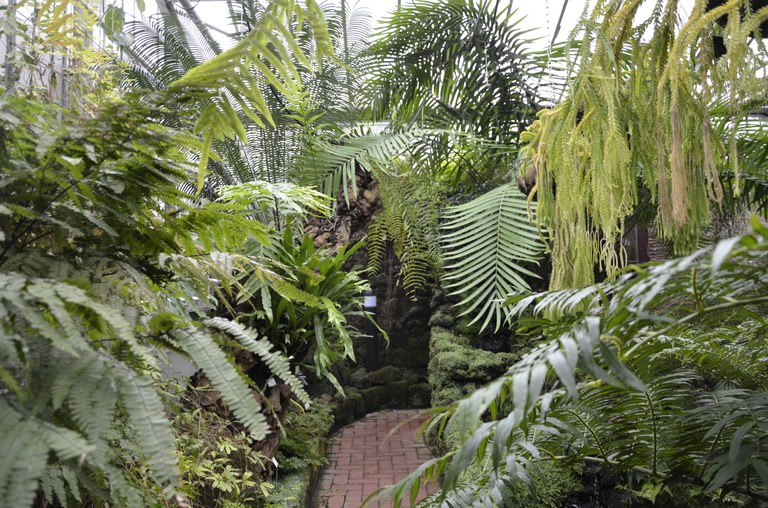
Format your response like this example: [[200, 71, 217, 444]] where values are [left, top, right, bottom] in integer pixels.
[[428, 326, 519, 407]]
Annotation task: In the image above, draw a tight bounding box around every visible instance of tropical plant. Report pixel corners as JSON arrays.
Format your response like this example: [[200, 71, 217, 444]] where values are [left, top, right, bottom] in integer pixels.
[[296, 0, 549, 316], [519, 0, 768, 289], [440, 184, 544, 331], [1, 0, 122, 107], [0, 88, 306, 506], [121, 0, 368, 191], [364, 0, 541, 161], [233, 225, 375, 393], [378, 217, 768, 507], [0, 0, 369, 503]]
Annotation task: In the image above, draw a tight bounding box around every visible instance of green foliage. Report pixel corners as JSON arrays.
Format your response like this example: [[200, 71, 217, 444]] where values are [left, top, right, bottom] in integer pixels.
[[297, 128, 428, 204], [275, 402, 334, 473], [0, 89, 346, 506], [520, 0, 768, 288], [158, 0, 334, 191], [125, 380, 272, 508], [1, 0, 123, 106], [0, 96, 193, 506], [364, 0, 540, 150], [367, 162, 444, 297], [440, 184, 545, 331], [219, 180, 333, 226], [237, 228, 376, 393], [124, 0, 366, 190], [377, 219, 768, 507]]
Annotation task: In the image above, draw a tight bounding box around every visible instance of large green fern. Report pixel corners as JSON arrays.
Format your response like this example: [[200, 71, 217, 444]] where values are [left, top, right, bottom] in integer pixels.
[[0, 90, 347, 506]]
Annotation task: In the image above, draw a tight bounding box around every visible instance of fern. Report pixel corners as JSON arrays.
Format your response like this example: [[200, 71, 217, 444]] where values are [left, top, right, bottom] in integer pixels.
[[381, 219, 768, 506], [172, 327, 270, 440], [0, 401, 54, 508], [441, 183, 545, 331], [204, 317, 311, 406], [297, 129, 428, 203], [117, 368, 180, 492], [520, 0, 768, 288], [0, 90, 348, 506], [366, 162, 444, 297]]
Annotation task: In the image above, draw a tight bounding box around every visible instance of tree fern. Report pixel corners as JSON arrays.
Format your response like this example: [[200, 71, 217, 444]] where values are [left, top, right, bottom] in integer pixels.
[[440, 183, 545, 331]]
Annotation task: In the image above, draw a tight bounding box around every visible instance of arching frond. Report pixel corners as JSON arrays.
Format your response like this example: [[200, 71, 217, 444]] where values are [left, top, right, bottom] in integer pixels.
[[441, 184, 545, 332]]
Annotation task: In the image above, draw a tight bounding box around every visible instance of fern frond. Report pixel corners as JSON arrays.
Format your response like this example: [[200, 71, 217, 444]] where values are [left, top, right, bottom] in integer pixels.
[[204, 317, 311, 406], [168, 0, 334, 190], [116, 367, 179, 493], [366, 163, 443, 297], [0, 400, 55, 508], [172, 327, 270, 440]]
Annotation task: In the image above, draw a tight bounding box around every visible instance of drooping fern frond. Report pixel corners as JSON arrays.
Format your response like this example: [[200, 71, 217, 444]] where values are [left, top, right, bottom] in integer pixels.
[[366, 162, 443, 297], [520, 0, 768, 289], [204, 317, 311, 406], [0, 400, 60, 508], [440, 183, 545, 331], [171, 327, 270, 440]]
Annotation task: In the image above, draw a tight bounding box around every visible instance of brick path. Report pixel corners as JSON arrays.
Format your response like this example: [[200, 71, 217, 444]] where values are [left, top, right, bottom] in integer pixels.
[[311, 409, 440, 508]]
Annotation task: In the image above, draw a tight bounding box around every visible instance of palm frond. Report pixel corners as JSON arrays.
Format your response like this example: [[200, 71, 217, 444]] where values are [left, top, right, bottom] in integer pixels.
[[441, 184, 544, 332]]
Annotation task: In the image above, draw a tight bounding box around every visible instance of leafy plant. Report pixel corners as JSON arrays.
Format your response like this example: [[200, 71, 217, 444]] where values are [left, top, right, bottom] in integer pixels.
[[364, 0, 540, 159], [520, 0, 768, 288], [377, 218, 768, 507], [173, 393, 270, 507], [235, 226, 378, 393], [440, 184, 544, 331], [365, 160, 445, 298], [123, 0, 368, 191], [0, 91, 326, 507], [274, 402, 334, 473]]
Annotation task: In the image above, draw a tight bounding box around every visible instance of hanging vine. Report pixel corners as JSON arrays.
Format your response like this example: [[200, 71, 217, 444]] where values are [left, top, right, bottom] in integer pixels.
[[521, 0, 768, 289]]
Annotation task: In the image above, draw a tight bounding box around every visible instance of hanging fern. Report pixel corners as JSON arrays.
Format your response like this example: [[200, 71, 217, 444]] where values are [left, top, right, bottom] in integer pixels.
[[440, 183, 545, 332], [366, 162, 444, 297], [520, 0, 768, 289]]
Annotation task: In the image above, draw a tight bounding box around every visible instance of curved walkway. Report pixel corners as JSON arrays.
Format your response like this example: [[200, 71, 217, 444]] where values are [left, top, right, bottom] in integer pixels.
[[312, 409, 440, 508]]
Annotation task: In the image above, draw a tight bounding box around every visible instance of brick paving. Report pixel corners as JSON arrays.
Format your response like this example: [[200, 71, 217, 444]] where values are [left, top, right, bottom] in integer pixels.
[[311, 409, 440, 508]]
